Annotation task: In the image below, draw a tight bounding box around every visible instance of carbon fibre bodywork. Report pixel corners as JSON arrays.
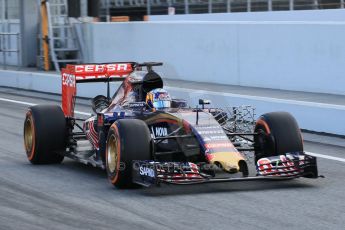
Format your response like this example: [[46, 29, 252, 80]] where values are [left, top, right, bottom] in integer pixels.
[[61, 62, 319, 186]]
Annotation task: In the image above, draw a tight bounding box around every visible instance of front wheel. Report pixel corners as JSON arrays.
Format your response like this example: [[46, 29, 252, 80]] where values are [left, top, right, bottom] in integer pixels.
[[254, 112, 303, 163], [105, 119, 152, 189]]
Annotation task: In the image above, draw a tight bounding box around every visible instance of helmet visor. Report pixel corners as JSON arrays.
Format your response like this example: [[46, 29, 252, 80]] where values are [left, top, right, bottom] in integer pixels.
[[153, 100, 171, 109]]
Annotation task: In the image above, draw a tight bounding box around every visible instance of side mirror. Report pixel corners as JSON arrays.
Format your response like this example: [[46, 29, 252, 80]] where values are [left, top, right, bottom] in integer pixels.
[[199, 99, 211, 109]]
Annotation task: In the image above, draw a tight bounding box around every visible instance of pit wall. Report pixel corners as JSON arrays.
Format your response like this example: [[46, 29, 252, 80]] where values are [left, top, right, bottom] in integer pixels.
[[1, 69, 344, 135], [79, 21, 345, 96]]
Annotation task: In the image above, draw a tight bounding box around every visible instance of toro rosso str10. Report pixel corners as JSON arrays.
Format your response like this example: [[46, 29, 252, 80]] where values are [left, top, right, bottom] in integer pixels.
[[23, 62, 319, 188]]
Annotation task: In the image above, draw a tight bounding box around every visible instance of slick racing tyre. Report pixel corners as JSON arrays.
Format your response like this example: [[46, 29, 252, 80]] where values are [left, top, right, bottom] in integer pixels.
[[24, 105, 66, 164], [254, 112, 303, 163], [106, 119, 152, 189]]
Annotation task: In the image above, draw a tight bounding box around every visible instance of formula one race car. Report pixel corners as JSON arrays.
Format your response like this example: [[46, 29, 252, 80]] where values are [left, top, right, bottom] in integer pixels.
[[23, 62, 319, 188]]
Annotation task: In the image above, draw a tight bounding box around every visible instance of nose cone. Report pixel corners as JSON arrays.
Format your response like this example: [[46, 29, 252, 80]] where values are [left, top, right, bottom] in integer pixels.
[[207, 151, 245, 172]]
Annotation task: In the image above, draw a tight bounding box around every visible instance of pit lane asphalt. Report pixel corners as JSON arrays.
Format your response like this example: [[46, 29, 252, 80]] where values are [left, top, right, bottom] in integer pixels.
[[0, 87, 344, 230]]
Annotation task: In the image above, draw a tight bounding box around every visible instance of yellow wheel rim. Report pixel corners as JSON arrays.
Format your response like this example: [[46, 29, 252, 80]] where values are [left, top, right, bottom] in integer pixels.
[[107, 134, 118, 173], [24, 117, 34, 153]]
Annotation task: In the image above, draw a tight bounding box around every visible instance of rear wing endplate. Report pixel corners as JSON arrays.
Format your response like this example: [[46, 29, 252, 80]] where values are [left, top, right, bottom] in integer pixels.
[[61, 63, 135, 117]]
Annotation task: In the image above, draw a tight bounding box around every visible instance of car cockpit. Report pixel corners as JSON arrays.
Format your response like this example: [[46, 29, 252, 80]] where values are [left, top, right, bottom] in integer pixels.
[[91, 63, 187, 114]]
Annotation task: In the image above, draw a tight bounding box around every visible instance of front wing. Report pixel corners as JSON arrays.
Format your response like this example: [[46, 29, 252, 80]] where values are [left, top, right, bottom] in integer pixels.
[[132, 152, 318, 186]]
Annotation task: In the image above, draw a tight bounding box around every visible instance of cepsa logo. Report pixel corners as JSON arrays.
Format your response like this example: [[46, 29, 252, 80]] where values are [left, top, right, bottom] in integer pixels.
[[62, 73, 76, 87], [74, 64, 130, 73]]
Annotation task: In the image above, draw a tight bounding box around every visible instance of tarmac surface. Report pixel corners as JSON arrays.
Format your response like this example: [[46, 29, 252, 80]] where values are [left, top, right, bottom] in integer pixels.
[[0, 87, 344, 230]]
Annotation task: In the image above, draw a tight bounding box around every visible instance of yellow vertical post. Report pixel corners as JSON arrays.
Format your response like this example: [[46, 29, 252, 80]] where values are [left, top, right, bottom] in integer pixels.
[[41, 0, 50, 71]]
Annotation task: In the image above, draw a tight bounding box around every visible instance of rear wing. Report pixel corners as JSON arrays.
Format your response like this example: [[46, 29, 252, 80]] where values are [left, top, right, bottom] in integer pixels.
[[61, 63, 135, 117]]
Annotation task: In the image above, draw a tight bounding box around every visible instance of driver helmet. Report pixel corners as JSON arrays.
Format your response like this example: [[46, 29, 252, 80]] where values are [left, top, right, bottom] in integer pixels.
[[146, 88, 171, 110]]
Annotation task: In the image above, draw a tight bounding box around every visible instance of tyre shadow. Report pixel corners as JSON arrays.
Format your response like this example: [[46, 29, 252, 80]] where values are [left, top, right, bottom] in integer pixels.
[[136, 179, 319, 197], [59, 159, 107, 177]]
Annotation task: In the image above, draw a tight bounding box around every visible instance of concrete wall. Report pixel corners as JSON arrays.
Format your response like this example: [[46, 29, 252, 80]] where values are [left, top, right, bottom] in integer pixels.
[[1, 70, 344, 135], [149, 9, 345, 21], [82, 21, 345, 95]]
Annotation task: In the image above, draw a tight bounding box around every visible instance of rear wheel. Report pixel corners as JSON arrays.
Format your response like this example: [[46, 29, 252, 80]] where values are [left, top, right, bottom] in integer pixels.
[[24, 105, 66, 164], [254, 112, 303, 162], [106, 119, 152, 189]]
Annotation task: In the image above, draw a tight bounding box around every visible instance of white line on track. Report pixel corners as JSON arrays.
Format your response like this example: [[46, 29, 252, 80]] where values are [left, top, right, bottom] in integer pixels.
[[0, 97, 91, 116], [305, 152, 345, 163], [1, 96, 345, 163]]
